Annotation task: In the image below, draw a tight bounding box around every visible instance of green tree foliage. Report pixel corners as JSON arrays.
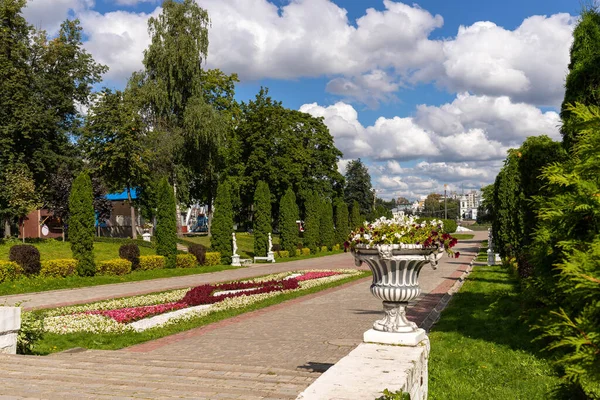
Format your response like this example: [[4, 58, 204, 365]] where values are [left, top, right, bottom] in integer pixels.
[[344, 159, 373, 217], [319, 199, 335, 250], [253, 181, 271, 257], [279, 188, 299, 256], [370, 204, 393, 221], [155, 178, 177, 268], [303, 191, 320, 254], [350, 200, 363, 230], [68, 172, 95, 276], [560, 8, 600, 152], [477, 184, 495, 224], [0, 163, 42, 241], [233, 88, 344, 220], [334, 199, 349, 246], [211, 181, 233, 263], [84, 89, 150, 239]]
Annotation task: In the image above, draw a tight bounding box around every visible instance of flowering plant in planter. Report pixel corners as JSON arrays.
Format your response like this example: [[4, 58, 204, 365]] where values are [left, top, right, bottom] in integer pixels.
[[344, 215, 459, 258]]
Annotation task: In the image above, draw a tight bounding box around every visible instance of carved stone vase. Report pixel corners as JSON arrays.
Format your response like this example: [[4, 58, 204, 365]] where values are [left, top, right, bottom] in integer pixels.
[[352, 244, 440, 345]]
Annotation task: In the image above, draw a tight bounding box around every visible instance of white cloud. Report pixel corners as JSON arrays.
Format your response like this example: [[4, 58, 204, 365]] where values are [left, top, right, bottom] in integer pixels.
[[114, 0, 159, 6], [23, 0, 93, 34]]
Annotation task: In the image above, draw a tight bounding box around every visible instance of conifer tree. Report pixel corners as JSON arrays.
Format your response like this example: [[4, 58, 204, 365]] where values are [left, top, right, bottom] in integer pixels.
[[279, 188, 299, 256], [211, 181, 233, 263], [253, 181, 271, 257], [303, 191, 320, 254], [319, 199, 335, 250], [350, 200, 362, 230], [69, 172, 96, 276], [155, 178, 178, 267], [334, 199, 349, 245]]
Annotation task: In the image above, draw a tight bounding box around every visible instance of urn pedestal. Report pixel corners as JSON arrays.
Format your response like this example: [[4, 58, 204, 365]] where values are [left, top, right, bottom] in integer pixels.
[[353, 244, 440, 346]]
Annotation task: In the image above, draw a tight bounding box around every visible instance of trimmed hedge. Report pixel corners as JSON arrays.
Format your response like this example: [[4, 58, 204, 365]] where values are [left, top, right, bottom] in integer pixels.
[[97, 259, 132, 276], [320, 245, 328, 253], [176, 254, 198, 269], [94, 237, 155, 249], [119, 244, 140, 270], [301, 248, 310, 256], [332, 244, 340, 251], [9, 245, 41, 275], [275, 250, 290, 259], [188, 243, 207, 265], [138, 255, 166, 271], [204, 252, 221, 266], [40, 259, 78, 278], [0, 261, 23, 283]]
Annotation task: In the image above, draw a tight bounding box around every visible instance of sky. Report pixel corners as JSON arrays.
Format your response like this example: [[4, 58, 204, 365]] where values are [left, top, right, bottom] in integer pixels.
[[22, 0, 583, 201]]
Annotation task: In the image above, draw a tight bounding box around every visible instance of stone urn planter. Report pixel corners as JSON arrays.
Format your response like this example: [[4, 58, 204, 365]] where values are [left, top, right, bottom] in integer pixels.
[[353, 244, 441, 345]]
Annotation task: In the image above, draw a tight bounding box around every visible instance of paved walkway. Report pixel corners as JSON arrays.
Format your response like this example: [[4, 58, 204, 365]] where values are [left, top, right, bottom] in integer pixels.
[[0, 232, 485, 399]]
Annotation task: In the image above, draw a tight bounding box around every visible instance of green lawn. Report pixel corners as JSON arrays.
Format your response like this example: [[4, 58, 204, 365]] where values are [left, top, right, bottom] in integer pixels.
[[0, 240, 155, 262], [428, 264, 561, 399], [32, 271, 371, 354], [476, 240, 488, 262], [182, 233, 280, 259], [451, 233, 474, 240]]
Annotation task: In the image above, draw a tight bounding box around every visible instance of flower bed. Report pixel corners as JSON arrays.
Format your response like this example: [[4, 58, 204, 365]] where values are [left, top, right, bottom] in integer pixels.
[[41, 269, 357, 334]]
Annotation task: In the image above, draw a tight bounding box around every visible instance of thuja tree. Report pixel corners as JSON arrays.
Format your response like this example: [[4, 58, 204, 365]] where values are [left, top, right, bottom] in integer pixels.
[[303, 191, 320, 254], [211, 181, 233, 263], [155, 178, 177, 268], [350, 200, 362, 230], [334, 199, 349, 245], [319, 199, 335, 250], [279, 188, 299, 256], [69, 172, 95, 276], [253, 181, 271, 257]]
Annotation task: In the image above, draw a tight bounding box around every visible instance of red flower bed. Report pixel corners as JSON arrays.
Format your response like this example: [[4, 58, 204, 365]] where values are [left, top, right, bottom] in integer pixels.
[[87, 302, 187, 324], [295, 271, 340, 281]]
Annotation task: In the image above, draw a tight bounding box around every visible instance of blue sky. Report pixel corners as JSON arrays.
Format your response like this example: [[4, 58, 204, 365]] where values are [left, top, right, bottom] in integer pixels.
[[23, 0, 580, 200]]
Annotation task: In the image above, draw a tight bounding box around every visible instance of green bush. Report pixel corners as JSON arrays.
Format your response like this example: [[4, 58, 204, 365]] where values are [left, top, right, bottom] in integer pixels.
[[444, 219, 458, 234], [187, 243, 206, 265], [69, 172, 96, 276], [204, 252, 221, 266], [138, 255, 165, 271], [8, 244, 41, 275], [303, 191, 320, 254], [334, 200, 349, 246], [332, 244, 340, 251], [320, 245, 328, 252], [277, 250, 290, 259], [302, 248, 310, 256], [319, 199, 335, 249], [17, 312, 44, 355], [119, 244, 140, 270], [96, 259, 132, 276], [176, 254, 197, 269], [155, 178, 178, 268], [0, 261, 23, 283], [253, 180, 272, 257], [39, 259, 78, 278], [211, 181, 233, 264]]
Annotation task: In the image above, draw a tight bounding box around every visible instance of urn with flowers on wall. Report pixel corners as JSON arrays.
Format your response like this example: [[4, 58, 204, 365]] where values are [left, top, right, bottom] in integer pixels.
[[346, 216, 459, 346]]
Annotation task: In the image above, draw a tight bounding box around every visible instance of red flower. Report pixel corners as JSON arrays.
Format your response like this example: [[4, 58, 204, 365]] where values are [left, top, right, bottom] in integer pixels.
[[455, 252, 460, 258]]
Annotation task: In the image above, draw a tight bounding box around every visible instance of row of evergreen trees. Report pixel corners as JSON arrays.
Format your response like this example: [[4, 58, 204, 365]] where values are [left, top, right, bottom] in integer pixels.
[[68, 173, 178, 275], [209, 180, 356, 263], [487, 8, 600, 398]]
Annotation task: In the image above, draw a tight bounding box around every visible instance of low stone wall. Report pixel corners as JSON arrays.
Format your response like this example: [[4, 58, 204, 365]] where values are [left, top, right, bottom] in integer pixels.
[[0, 307, 21, 354], [297, 339, 430, 400]]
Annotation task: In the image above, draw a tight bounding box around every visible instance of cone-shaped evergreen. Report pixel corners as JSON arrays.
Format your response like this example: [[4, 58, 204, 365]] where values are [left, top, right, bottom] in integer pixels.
[[303, 191, 320, 254], [319, 199, 335, 250], [350, 200, 362, 230], [69, 172, 96, 276], [155, 178, 178, 268], [253, 181, 271, 257], [334, 199, 349, 245], [211, 180, 233, 263], [279, 188, 299, 256]]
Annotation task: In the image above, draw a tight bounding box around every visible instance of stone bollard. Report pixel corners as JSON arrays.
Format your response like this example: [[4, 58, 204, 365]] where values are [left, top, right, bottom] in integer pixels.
[[0, 307, 21, 354], [487, 248, 495, 266]]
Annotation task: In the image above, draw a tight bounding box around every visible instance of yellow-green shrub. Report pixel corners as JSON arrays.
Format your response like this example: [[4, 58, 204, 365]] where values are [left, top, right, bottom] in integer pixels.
[[204, 252, 221, 266], [97, 259, 132, 276], [0, 261, 23, 283], [40, 259, 78, 278], [333, 244, 340, 251], [320, 246, 328, 253], [138, 255, 166, 271], [278, 250, 290, 258], [302, 248, 310, 256], [176, 254, 197, 269]]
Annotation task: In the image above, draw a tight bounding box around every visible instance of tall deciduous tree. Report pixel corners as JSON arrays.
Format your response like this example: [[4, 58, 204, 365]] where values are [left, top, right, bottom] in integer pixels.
[[334, 199, 349, 246], [344, 159, 372, 217], [279, 188, 299, 256], [211, 181, 233, 264], [84, 89, 149, 239], [1, 164, 42, 241], [253, 181, 272, 257], [155, 178, 178, 268], [69, 172, 95, 276]]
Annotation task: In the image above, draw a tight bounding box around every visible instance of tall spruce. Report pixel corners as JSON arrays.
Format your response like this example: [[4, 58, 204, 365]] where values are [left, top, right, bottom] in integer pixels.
[[303, 191, 320, 254], [334, 200, 349, 245], [253, 181, 271, 257], [211, 181, 233, 263], [350, 200, 362, 230], [344, 159, 373, 217], [279, 188, 299, 256], [319, 199, 335, 250], [69, 172, 96, 276], [155, 178, 178, 267]]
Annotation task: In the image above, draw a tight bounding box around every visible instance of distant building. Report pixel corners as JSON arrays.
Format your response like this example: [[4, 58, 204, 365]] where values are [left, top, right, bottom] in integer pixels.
[[459, 190, 482, 220]]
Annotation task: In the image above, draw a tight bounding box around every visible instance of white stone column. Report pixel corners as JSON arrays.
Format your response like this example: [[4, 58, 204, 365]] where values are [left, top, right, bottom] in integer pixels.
[[0, 307, 21, 354]]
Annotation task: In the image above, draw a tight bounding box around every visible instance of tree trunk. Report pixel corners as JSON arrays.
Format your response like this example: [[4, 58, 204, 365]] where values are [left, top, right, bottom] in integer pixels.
[[127, 187, 137, 239]]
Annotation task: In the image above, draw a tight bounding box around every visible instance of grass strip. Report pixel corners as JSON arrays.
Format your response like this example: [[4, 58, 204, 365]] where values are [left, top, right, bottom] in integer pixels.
[[33, 271, 371, 355], [428, 265, 560, 399], [451, 234, 475, 240]]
